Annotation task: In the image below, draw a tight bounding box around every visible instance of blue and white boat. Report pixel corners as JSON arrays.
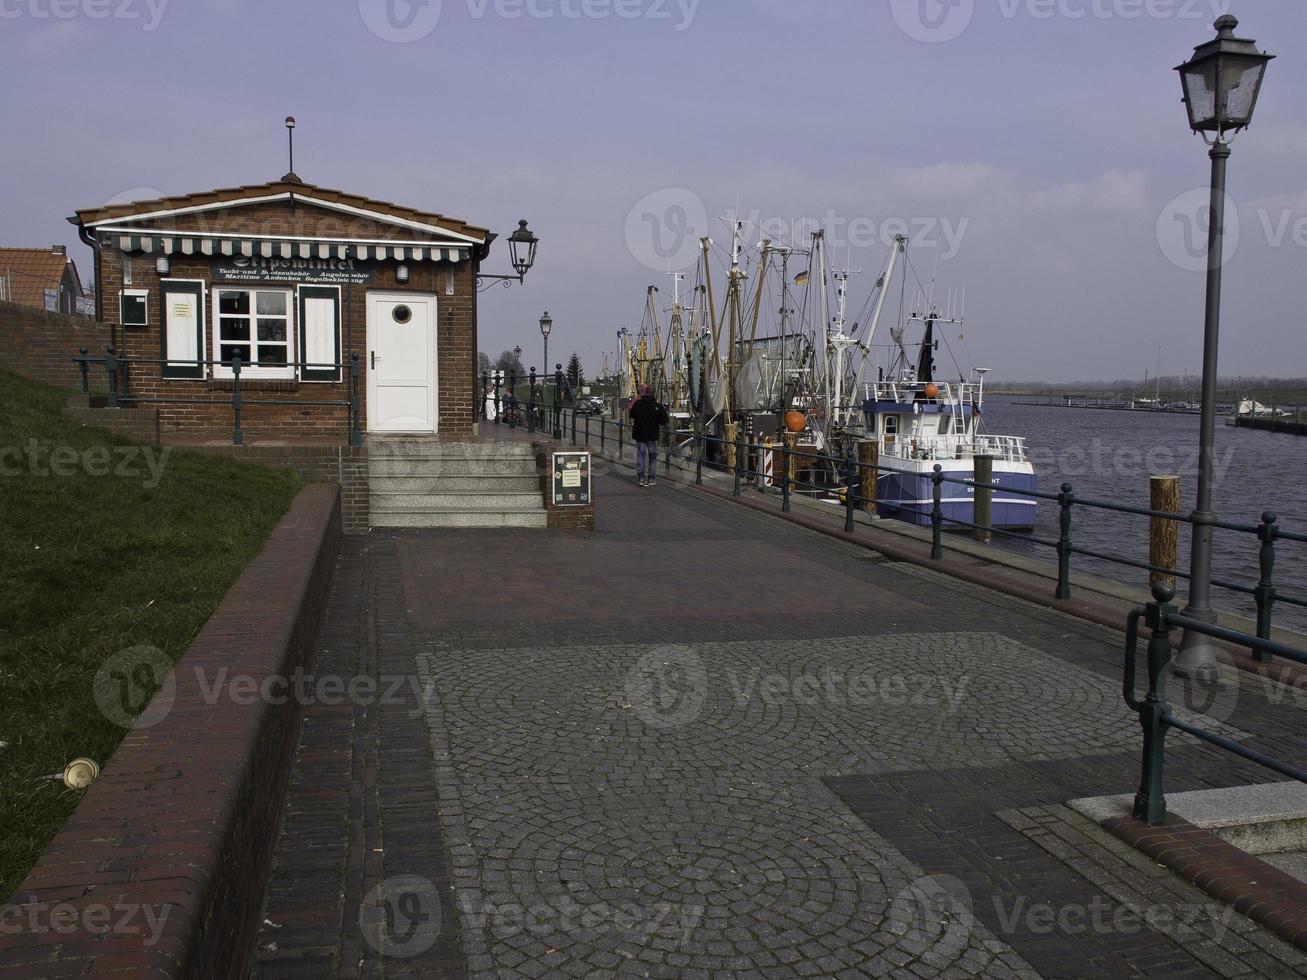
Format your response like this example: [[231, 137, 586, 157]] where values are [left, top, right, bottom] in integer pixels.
[[851, 299, 1038, 530], [861, 371, 1038, 530]]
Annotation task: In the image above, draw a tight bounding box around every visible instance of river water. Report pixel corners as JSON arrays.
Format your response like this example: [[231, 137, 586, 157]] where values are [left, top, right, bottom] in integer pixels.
[[980, 397, 1307, 631]]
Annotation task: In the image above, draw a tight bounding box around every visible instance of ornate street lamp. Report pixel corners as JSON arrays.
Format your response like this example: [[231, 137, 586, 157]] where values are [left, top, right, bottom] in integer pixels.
[[1177, 16, 1274, 139], [1173, 16, 1273, 679], [478, 219, 539, 290], [509, 220, 539, 278], [539, 311, 553, 392]]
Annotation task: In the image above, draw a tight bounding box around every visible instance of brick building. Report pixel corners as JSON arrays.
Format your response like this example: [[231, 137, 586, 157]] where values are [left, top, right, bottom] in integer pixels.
[[0, 245, 86, 315], [70, 178, 506, 441]]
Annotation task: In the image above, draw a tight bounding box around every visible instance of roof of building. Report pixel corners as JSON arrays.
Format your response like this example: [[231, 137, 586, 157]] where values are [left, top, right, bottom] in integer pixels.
[[71, 179, 491, 244], [0, 247, 83, 310]]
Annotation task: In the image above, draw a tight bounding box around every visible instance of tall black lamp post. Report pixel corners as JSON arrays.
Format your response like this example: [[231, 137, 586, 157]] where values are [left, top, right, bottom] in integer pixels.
[[539, 311, 553, 392], [1173, 16, 1274, 678]]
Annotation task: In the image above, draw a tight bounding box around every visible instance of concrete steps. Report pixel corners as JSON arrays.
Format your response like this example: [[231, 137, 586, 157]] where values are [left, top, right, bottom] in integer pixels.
[[367, 440, 546, 529]]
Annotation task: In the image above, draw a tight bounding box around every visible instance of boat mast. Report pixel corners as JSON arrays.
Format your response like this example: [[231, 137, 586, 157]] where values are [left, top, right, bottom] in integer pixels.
[[777, 247, 791, 410], [700, 236, 722, 405], [668, 270, 686, 411], [813, 230, 829, 412], [724, 220, 746, 423]]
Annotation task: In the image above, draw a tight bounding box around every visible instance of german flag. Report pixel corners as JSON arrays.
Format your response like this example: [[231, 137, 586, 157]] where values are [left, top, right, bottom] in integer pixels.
[[794, 271, 810, 286]]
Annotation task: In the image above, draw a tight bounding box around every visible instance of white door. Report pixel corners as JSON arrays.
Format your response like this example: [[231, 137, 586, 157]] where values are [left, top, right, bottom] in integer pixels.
[[367, 292, 438, 433]]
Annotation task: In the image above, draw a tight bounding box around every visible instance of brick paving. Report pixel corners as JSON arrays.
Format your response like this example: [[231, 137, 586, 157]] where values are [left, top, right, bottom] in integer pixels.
[[252, 471, 1307, 978]]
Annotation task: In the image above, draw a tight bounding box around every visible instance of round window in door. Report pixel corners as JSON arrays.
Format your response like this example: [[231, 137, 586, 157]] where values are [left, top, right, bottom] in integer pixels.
[[392, 304, 413, 325]]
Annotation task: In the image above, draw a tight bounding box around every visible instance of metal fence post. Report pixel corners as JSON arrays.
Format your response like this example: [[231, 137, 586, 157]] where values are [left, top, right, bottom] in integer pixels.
[[585, 414, 590, 447], [781, 438, 791, 512], [1056, 483, 1074, 600], [1254, 512, 1278, 662], [930, 464, 944, 559], [601, 414, 607, 454], [105, 346, 118, 409], [508, 372, 519, 428], [1133, 583, 1177, 825], [553, 368, 563, 441], [349, 354, 362, 446], [571, 402, 578, 446], [734, 428, 745, 496], [493, 372, 502, 425], [527, 369, 537, 433], [231, 353, 244, 445], [695, 424, 703, 486], [845, 449, 858, 533], [77, 347, 89, 394], [618, 418, 624, 460], [973, 454, 993, 543]]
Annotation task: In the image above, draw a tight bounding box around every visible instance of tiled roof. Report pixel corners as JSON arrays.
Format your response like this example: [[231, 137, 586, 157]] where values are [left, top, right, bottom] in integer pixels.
[[72, 180, 490, 243], [0, 247, 81, 310]]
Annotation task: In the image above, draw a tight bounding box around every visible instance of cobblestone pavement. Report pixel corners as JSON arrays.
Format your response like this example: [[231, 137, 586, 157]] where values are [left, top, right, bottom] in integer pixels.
[[254, 473, 1307, 978]]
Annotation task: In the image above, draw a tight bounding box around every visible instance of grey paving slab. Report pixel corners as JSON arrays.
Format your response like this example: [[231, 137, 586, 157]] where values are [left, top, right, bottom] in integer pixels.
[[252, 470, 1307, 979]]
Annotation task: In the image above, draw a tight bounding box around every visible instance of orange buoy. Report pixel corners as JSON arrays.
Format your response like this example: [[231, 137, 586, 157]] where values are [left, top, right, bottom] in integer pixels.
[[783, 410, 806, 433], [924, 383, 940, 399]]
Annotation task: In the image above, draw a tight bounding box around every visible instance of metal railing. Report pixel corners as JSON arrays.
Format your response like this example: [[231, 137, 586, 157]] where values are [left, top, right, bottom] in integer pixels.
[[73, 346, 362, 447], [1124, 583, 1307, 825], [496, 400, 1306, 660]]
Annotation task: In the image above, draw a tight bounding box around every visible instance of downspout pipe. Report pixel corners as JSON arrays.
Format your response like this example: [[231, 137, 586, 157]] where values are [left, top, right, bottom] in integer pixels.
[[69, 216, 102, 326]]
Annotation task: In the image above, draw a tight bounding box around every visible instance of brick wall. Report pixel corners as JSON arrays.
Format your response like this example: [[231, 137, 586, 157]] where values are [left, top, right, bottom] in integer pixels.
[[0, 299, 109, 390], [531, 438, 595, 531], [0, 483, 341, 979], [95, 200, 480, 441]]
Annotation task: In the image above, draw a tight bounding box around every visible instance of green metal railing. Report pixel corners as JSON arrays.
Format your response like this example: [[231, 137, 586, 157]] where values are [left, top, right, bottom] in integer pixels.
[[74, 346, 362, 447], [506, 403, 1307, 660], [1124, 583, 1307, 825]]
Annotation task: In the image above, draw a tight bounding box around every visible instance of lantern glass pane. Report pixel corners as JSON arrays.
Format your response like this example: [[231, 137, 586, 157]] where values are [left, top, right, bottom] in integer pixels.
[[1183, 61, 1218, 129], [1221, 56, 1264, 125]]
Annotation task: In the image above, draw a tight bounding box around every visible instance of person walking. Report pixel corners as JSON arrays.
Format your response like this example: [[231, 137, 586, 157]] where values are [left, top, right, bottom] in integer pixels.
[[629, 383, 668, 487]]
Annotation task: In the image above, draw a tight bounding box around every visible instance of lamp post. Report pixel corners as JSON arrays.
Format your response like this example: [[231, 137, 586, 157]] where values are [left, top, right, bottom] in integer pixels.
[[1173, 15, 1274, 679], [539, 311, 553, 394]]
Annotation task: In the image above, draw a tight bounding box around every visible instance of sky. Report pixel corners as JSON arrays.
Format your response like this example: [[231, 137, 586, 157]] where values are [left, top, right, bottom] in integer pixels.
[[2, 0, 1305, 383]]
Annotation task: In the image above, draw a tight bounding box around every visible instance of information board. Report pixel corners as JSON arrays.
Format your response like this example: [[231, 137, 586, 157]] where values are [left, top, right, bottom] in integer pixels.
[[551, 452, 592, 507]]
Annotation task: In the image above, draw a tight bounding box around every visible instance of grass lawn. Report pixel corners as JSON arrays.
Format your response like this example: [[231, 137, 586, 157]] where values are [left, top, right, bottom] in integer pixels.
[[0, 371, 303, 901]]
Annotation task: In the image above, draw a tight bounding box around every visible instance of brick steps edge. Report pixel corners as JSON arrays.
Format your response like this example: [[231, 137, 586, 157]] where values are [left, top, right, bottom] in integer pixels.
[[0, 483, 343, 979], [1104, 814, 1307, 951]]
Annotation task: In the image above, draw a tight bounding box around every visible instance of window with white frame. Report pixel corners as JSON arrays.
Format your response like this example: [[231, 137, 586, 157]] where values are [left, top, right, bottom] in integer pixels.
[[214, 288, 293, 377]]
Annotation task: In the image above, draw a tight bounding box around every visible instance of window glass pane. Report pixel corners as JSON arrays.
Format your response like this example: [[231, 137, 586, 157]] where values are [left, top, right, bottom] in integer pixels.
[[220, 344, 249, 364], [256, 292, 287, 316], [257, 318, 287, 342], [258, 345, 288, 366], [221, 317, 250, 341], [219, 291, 250, 315]]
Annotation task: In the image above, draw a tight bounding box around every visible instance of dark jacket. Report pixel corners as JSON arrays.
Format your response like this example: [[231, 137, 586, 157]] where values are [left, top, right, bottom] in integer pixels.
[[629, 394, 669, 443]]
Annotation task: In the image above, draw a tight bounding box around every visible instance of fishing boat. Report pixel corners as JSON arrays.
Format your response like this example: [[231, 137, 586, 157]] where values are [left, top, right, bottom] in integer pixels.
[[623, 211, 1038, 530]]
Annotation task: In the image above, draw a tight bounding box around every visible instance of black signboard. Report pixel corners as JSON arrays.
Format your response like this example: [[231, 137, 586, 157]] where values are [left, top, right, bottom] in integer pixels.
[[212, 255, 375, 285], [552, 452, 592, 507]]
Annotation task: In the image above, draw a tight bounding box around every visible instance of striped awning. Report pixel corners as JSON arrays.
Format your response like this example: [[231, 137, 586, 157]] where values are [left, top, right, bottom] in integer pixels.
[[106, 234, 467, 263]]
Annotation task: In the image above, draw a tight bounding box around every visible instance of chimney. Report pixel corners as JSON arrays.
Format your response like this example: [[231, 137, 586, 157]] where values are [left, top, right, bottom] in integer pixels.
[[51, 245, 66, 255]]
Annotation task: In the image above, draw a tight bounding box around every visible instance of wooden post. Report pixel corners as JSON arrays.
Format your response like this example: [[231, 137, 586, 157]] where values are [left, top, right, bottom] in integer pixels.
[[857, 439, 878, 514], [973, 454, 993, 543], [1150, 475, 1180, 590], [725, 422, 738, 475]]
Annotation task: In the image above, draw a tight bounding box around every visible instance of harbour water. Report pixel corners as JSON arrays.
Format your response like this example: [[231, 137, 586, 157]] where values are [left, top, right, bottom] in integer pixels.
[[981, 397, 1307, 631]]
